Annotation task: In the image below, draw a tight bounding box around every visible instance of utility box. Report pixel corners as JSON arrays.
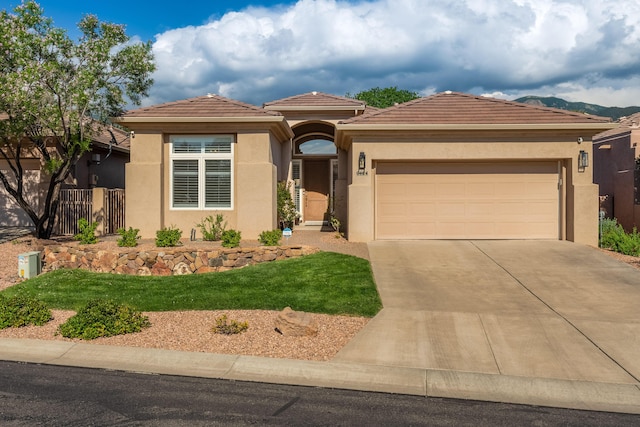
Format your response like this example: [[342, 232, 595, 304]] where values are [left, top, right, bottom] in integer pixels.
[[18, 251, 41, 279]]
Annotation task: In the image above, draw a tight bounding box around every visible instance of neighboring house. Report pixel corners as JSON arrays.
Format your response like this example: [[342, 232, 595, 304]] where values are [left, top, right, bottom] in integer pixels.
[[0, 125, 130, 227], [592, 112, 640, 232], [116, 91, 615, 246]]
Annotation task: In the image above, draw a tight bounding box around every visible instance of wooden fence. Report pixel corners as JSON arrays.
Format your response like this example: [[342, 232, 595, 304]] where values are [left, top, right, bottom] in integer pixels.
[[55, 188, 125, 236]]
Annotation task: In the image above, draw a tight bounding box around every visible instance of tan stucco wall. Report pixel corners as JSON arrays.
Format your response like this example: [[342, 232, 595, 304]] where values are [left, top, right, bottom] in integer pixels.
[[342, 131, 599, 246], [125, 125, 284, 240], [125, 131, 163, 238]]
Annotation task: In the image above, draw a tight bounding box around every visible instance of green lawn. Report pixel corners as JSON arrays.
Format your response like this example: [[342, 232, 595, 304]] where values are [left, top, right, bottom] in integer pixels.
[[2, 252, 382, 317]]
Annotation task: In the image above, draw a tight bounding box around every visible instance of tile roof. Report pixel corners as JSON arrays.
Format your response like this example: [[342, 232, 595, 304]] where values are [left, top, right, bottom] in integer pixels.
[[264, 91, 366, 109], [92, 125, 131, 151], [340, 91, 613, 125], [593, 112, 640, 140], [121, 94, 282, 118]]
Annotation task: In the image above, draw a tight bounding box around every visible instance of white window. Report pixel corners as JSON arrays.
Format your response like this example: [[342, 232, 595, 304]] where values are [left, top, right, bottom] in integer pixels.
[[170, 135, 234, 209]]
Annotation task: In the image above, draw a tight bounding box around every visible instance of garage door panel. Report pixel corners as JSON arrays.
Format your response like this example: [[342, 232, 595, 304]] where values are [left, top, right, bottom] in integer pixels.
[[378, 203, 407, 216], [410, 202, 436, 216], [376, 162, 559, 240]]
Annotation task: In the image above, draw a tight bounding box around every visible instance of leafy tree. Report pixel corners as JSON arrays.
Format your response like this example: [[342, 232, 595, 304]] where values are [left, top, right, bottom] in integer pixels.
[[0, 1, 155, 238], [346, 86, 420, 108]]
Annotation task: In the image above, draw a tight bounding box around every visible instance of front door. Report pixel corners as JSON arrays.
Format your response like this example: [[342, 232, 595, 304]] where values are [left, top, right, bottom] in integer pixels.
[[303, 159, 330, 223]]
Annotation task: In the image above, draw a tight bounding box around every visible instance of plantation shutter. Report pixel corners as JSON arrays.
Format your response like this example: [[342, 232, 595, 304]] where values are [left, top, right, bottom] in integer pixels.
[[205, 159, 231, 208], [173, 160, 199, 208], [292, 160, 301, 213]]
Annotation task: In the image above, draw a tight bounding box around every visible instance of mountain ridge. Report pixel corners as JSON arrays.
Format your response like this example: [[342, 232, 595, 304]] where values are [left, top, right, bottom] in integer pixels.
[[513, 96, 640, 121]]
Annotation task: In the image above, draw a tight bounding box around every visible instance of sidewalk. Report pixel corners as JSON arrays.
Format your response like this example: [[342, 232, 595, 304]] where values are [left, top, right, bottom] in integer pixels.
[[1, 337, 639, 414]]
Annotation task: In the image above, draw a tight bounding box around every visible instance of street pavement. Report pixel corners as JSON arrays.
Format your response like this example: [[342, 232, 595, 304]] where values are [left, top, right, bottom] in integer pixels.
[[1, 240, 640, 414]]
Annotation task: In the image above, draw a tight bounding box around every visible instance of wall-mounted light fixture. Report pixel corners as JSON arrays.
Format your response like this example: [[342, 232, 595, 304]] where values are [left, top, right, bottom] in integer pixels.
[[87, 153, 101, 166], [578, 150, 589, 173], [357, 151, 367, 175], [577, 136, 583, 144]]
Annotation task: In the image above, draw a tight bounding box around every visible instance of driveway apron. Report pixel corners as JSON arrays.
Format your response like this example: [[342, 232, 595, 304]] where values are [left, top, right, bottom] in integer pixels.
[[334, 240, 640, 385]]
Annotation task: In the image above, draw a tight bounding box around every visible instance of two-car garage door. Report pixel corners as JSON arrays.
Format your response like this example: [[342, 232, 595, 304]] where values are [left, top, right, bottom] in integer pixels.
[[375, 161, 560, 240]]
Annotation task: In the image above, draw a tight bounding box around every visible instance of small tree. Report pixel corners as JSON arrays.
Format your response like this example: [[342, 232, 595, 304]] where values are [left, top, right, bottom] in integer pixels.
[[0, 1, 155, 238], [346, 86, 420, 108], [277, 181, 297, 229]]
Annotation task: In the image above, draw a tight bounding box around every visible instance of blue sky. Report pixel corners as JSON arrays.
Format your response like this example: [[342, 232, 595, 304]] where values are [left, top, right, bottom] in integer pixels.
[[27, 1, 291, 41], [6, 1, 640, 108]]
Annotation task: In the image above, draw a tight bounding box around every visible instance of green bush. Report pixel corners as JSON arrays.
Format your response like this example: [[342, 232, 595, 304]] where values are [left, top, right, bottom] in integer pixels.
[[259, 229, 282, 246], [0, 294, 52, 329], [155, 226, 182, 247], [57, 299, 151, 340], [196, 214, 227, 241], [221, 229, 241, 248], [277, 181, 298, 229], [116, 227, 140, 247], [212, 314, 248, 335], [600, 218, 640, 256], [74, 218, 98, 244]]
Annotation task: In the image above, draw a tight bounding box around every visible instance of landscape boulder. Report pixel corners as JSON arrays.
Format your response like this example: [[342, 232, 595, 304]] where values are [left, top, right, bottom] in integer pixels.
[[274, 307, 318, 337]]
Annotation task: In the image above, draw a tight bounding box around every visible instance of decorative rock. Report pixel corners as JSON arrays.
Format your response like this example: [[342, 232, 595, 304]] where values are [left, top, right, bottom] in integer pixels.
[[137, 267, 152, 276], [92, 250, 118, 273], [151, 260, 172, 276], [173, 262, 192, 275], [274, 307, 318, 337]]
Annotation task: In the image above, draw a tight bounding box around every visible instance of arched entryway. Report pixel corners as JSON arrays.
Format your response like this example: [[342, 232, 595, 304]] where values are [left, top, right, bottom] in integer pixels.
[[291, 121, 338, 224]]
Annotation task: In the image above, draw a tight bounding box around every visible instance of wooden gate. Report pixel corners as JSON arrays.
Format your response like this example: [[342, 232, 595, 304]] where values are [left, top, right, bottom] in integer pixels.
[[104, 189, 125, 234], [54, 188, 125, 235], [55, 189, 93, 235]]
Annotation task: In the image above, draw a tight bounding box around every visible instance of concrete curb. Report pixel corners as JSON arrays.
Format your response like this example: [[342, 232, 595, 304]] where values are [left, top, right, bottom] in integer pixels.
[[1, 338, 639, 414]]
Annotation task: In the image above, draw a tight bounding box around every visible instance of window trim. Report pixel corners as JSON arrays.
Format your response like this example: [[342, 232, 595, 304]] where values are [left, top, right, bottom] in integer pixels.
[[169, 135, 234, 210]]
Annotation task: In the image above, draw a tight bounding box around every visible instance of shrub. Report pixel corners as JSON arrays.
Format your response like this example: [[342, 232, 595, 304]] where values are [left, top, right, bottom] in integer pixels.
[[221, 229, 241, 248], [57, 299, 151, 340], [277, 181, 298, 229], [156, 226, 182, 247], [212, 314, 248, 335], [0, 294, 52, 329], [600, 218, 640, 256], [196, 214, 227, 241], [74, 218, 98, 244], [117, 227, 140, 247], [259, 229, 282, 246]]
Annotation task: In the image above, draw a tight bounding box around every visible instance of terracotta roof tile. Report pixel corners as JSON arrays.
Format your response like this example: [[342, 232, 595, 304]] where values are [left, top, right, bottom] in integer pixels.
[[264, 91, 366, 109], [341, 91, 612, 125], [92, 125, 131, 151], [594, 112, 640, 140], [122, 94, 281, 118]]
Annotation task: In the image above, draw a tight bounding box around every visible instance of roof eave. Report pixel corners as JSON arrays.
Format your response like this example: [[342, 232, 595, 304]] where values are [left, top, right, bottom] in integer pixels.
[[336, 123, 617, 131], [113, 116, 294, 140], [114, 116, 285, 124], [264, 105, 365, 112]]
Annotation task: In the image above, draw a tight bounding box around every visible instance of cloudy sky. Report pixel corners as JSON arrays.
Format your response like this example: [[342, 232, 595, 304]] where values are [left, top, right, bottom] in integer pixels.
[[15, 0, 640, 107]]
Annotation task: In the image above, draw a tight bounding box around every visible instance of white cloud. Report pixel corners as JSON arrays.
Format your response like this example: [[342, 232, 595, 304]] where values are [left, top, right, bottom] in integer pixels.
[[145, 0, 640, 107]]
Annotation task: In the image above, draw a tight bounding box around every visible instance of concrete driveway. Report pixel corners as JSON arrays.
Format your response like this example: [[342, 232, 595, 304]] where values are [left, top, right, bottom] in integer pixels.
[[335, 240, 640, 386]]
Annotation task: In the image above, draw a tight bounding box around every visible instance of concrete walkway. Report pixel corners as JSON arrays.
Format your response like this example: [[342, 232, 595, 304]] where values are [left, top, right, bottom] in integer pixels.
[[1, 240, 640, 414]]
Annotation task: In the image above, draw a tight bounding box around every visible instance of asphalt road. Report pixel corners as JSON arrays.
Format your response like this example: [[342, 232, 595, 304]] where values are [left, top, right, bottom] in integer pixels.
[[0, 360, 638, 426]]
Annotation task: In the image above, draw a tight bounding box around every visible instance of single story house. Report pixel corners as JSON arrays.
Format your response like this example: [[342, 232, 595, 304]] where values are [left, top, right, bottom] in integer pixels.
[[115, 91, 615, 246], [593, 112, 640, 232]]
